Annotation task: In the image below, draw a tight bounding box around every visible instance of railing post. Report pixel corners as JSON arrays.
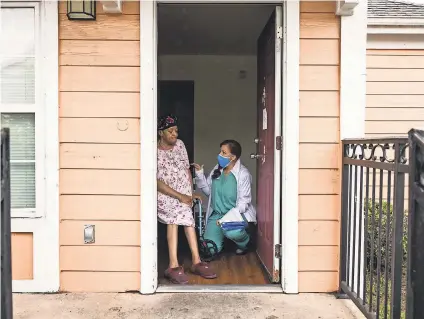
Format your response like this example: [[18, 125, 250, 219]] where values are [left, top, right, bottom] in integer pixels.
[[407, 129, 424, 319], [338, 143, 349, 297], [1, 128, 13, 319], [391, 141, 405, 319]]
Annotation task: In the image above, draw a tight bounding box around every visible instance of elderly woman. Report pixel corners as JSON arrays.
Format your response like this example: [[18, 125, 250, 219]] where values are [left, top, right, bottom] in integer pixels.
[[157, 114, 217, 284], [193, 139, 256, 256]]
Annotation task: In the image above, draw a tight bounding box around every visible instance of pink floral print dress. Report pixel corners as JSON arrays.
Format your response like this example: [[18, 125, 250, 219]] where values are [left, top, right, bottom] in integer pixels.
[[157, 139, 195, 227]]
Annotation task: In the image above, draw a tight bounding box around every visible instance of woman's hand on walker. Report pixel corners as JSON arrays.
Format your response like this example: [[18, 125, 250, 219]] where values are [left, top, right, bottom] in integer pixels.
[[178, 193, 193, 206], [191, 163, 203, 171], [192, 194, 202, 203]]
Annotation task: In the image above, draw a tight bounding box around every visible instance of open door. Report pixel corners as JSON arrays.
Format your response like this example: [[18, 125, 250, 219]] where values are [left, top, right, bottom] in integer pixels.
[[252, 6, 282, 283]]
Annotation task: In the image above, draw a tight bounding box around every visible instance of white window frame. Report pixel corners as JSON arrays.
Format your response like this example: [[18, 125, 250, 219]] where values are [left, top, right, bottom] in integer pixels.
[[1, 0, 59, 292], [0, 1, 45, 218]]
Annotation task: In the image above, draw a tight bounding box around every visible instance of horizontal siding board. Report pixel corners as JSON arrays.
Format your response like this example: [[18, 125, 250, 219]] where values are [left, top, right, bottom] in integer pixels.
[[367, 55, 424, 69], [300, 65, 339, 91], [60, 40, 140, 66], [299, 195, 340, 221], [60, 143, 140, 169], [299, 143, 339, 169], [59, 14, 140, 40], [300, 13, 340, 39], [367, 107, 424, 121], [298, 246, 338, 271], [367, 82, 424, 95], [60, 169, 140, 195], [367, 94, 424, 108], [300, 1, 335, 13], [299, 91, 339, 117], [298, 271, 338, 292], [60, 66, 140, 92], [300, 118, 339, 143], [367, 68, 424, 82], [300, 39, 339, 65], [298, 220, 339, 246], [60, 195, 140, 221], [60, 221, 140, 246], [299, 169, 340, 195], [60, 118, 140, 144], [60, 246, 140, 271], [366, 120, 424, 134], [59, 92, 140, 118], [60, 271, 140, 292]]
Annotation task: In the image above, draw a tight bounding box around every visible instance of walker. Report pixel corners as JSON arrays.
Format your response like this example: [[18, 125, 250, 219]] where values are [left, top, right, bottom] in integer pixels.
[[190, 165, 219, 262]]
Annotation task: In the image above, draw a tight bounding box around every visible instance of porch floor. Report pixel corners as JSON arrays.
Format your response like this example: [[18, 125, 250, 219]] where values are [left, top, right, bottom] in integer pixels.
[[13, 292, 365, 319]]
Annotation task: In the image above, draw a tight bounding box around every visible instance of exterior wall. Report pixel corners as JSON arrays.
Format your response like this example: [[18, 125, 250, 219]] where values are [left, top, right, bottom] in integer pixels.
[[298, 1, 341, 292], [58, 1, 141, 292], [11, 233, 33, 280], [366, 48, 424, 137]]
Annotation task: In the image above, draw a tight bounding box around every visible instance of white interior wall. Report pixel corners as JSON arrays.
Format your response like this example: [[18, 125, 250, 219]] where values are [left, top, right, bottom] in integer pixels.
[[158, 55, 258, 204]]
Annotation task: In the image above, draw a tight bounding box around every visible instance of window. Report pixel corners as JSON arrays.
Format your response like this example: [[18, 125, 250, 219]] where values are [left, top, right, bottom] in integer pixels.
[[0, 3, 44, 217]]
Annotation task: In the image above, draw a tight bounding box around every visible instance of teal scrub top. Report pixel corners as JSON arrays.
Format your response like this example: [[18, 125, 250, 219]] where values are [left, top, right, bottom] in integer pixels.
[[211, 172, 237, 214]]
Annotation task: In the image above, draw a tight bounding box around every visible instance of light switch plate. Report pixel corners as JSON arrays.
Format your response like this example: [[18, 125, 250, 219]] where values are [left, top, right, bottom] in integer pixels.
[[84, 224, 95, 244]]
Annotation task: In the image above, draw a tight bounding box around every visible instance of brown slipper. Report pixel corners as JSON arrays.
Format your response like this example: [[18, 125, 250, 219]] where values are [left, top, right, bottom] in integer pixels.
[[164, 266, 189, 284], [191, 262, 217, 279]]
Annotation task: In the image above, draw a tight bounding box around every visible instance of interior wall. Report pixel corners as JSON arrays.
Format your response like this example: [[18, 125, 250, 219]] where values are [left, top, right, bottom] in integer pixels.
[[158, 55, 258, 204]]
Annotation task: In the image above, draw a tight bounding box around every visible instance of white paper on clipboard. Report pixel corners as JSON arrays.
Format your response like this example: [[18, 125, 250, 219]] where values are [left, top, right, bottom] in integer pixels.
[[262, 108, 267, 130]]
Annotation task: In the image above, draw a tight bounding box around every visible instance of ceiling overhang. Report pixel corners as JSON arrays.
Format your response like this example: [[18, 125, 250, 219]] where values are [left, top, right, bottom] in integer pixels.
[[335, 0, 359, 16]]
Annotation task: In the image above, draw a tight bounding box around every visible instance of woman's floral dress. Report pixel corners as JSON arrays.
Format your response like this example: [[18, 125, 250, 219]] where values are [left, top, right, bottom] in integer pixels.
[[157, 139, 194, 227]]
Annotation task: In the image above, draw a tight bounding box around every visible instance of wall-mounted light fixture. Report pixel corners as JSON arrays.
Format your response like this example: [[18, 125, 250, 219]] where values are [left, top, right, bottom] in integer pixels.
[[67, 0, 96, 21]]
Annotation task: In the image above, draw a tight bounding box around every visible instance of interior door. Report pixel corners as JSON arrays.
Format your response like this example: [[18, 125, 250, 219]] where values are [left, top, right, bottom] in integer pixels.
[[253, 7, 282, 283], [158, 80, 195, 163]]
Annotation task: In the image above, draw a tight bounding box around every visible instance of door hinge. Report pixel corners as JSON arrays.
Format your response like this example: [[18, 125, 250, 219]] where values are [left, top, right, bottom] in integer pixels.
[[277, 26, 283, 39], [275, 244, 282, 259], [276, 136, 283, 151]]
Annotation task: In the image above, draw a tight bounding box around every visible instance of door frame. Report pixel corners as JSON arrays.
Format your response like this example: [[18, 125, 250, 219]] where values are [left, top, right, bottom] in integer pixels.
[[139, 0, 300, 294]]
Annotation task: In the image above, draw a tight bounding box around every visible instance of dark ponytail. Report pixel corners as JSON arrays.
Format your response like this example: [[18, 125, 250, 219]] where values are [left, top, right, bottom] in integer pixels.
[[212, 140, 242, 180]]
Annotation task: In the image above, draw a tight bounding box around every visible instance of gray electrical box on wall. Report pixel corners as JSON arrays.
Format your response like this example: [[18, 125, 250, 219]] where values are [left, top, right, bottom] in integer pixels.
[[84, 225, 95, 244]]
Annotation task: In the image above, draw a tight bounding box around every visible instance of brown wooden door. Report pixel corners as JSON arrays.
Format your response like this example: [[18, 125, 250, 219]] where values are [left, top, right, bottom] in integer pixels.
[[254, 7, 282, 283]]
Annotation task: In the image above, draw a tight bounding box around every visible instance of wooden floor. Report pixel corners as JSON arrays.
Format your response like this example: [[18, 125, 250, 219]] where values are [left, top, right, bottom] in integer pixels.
[[157, 224, 270, 285]]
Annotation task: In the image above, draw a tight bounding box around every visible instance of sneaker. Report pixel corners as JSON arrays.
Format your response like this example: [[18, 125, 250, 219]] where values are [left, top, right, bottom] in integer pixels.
[[191, 262, 217, 279], [236, 248, 248, 255], [164, 266, 189, 284]]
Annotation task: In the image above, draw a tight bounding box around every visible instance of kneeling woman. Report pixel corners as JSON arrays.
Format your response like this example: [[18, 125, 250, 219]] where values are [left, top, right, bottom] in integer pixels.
[[193, 140, 256, 255]]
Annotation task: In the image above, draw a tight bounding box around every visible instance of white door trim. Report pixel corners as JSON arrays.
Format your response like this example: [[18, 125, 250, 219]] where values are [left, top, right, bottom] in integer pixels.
[[340, 1, 367, 139], [7, 0, 60, 292], [139, 0, 300, 294], [280, 0, 299, 294], [140, 0, 159, 294]]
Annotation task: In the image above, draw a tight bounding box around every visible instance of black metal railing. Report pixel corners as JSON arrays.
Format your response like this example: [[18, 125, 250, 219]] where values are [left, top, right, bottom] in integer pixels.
[[406, 128, 424, 319], [339, 137, 410, 319], [1, 128, 13, 319]]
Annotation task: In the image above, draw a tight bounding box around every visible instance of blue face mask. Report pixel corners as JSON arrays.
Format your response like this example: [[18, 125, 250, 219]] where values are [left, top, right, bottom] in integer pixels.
[[217, 154, 232, 168]]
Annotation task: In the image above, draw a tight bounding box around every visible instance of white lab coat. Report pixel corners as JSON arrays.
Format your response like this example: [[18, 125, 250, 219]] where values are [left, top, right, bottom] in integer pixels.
[[195, 159, 257, 226]]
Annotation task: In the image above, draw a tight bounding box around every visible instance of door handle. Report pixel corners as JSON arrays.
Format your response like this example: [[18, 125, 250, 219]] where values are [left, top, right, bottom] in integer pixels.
[[254, 138, 260, 144], [250, 153, 263, 160]]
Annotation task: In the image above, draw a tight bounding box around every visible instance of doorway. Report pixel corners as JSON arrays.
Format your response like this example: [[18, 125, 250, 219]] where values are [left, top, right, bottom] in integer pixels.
[[156, 3, 283, 286]]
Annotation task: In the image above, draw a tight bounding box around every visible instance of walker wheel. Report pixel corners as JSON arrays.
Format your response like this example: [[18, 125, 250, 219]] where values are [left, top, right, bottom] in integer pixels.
[[199, 239, 219, 262]]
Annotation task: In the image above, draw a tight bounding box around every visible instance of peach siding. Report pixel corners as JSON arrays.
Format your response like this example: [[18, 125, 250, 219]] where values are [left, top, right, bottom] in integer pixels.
[[58, 1, 141, 292], [366, 49, 424, 136], [298, 1, 340, 292], [11, 233, 33, 280]]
